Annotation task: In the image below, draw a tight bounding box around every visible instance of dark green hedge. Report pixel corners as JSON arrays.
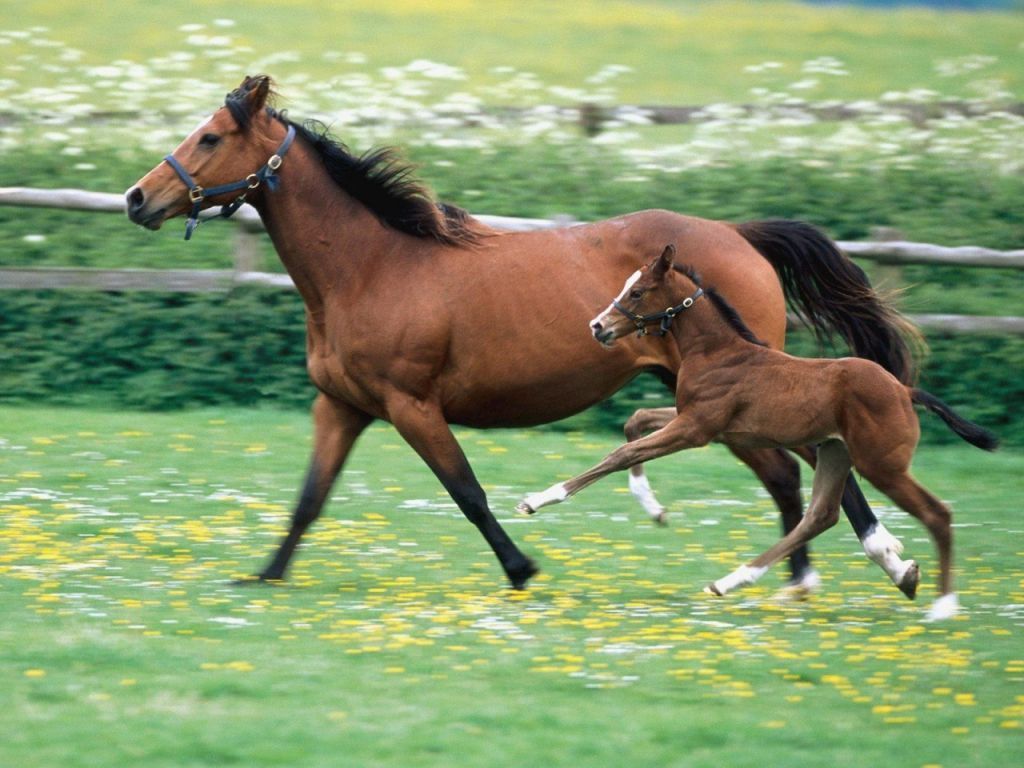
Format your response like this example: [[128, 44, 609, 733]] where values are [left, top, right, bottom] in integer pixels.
[[0, 289, 1019, 445], [0, 289, 313, 411]]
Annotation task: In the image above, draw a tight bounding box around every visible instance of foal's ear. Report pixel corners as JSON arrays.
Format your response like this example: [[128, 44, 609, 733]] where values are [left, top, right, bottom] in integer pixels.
[[652, 244, 676, 279]]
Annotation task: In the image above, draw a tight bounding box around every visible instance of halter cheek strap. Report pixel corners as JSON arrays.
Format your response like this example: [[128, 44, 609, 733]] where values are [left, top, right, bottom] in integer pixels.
[[164, 124, 296, 240], [613, 287, 704, 337]]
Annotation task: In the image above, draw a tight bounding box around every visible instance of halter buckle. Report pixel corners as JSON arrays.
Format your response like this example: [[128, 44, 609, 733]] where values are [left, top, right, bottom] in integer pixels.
[[267, 154, 283, 171], [188, 186, 204, 203]]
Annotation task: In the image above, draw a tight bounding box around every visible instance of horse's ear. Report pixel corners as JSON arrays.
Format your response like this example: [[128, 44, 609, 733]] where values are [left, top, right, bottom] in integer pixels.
[[236, 74, 272, 115], [652, 244, 675, 279]]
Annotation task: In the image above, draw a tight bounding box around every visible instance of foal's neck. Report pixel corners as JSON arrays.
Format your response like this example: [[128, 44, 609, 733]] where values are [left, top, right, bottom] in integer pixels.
[[666, 276, 757, 361]]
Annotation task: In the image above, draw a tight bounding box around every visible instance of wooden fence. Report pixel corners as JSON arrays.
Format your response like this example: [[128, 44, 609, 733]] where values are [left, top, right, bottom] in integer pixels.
[[2, 186, 1022, 334]]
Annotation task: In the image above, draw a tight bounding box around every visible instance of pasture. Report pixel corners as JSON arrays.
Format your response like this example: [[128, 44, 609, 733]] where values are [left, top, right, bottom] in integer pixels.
[[2, 406, 1022, 767], [12, 0, 1024, 103]]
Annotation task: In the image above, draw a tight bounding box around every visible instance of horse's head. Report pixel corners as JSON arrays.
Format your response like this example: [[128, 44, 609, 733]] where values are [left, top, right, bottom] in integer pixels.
[[590, 244, 702, 346], [126, 75, 292, 238]]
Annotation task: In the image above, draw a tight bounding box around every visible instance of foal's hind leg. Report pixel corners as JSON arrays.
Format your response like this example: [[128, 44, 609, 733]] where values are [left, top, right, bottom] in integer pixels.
[[727, 445, 816, 591], [790, 445, 919, 600], [860, 468, 957, 620], [707, 439, 851, 596]]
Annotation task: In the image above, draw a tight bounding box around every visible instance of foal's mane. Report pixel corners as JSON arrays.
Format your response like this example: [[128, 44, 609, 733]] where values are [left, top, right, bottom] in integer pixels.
[[225, 82, 484, 248], [674, 264, 768, 347]]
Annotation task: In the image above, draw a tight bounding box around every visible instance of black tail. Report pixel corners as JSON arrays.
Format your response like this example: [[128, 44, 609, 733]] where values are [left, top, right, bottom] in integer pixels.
[[912, 389, 999, 451], [736, 219, 926, 385]]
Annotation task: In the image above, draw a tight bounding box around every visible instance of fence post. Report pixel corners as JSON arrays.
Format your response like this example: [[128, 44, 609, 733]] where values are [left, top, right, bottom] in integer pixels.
[[233, 227, 262, 274], [868, 226, 905, 295]]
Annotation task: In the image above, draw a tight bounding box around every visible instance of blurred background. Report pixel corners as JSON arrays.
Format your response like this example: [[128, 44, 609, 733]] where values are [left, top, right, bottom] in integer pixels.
[[2, 0, 1022, 442]]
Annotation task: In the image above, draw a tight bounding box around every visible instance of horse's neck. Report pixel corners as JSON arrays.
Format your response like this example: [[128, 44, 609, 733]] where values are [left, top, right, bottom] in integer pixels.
[[251, 141, 397, 312]]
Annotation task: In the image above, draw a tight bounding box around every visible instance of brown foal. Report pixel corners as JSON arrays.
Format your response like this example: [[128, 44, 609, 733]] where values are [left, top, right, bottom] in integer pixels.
[[519, 245, 998, 620]]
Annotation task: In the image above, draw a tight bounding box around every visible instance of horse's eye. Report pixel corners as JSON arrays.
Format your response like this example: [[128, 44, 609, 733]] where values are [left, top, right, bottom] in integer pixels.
[[630, 290, 644, 300], [198, 133, 221, 148]]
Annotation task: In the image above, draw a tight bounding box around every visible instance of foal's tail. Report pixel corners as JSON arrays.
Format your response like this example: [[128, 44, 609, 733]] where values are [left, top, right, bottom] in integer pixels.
[[736, 219, 926, 385], [912, 388, 1000, 451]]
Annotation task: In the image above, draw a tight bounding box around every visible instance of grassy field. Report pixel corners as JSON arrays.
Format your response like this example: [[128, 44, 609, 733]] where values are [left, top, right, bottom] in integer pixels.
[[2, 406, 1022, 767], [12, 0, 1024, 103]]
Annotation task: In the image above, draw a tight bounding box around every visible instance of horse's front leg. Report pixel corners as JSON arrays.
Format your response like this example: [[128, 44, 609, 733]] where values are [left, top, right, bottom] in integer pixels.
[[707, 439, 851, 596], [388, 395, 537, 589], [254, 394, 373, 581], [518, 415, 708, 514]]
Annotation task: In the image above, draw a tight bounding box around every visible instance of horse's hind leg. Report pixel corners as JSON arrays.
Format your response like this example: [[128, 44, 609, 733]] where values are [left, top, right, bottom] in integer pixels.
[[707, 439, 851, 596], [388, 396, 537, 590], [860, 467, 957, 620], [254, 394, 373, 582], [623, 407, 675, 525]]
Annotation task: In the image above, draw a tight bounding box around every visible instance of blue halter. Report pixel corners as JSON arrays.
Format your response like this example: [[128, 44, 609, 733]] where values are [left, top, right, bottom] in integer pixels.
[[163, 124, 296, 240]]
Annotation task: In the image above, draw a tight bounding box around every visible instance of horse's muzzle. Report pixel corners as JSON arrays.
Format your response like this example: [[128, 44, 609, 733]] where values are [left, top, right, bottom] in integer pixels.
[[125, 186, 166, 230]]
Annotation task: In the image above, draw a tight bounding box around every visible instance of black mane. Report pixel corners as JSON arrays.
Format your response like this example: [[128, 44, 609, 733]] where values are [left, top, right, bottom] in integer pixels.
[[225, 88, 483, 247], [674, 264, 768, 347]]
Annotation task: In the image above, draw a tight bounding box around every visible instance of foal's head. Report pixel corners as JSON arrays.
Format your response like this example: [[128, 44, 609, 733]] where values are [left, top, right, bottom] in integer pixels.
[[590, 244, 702, 346], [126, 75, 284, 232]]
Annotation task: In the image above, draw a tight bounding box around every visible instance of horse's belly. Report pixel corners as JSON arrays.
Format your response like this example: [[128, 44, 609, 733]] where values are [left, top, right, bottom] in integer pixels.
[[442, 378, 631, 428]]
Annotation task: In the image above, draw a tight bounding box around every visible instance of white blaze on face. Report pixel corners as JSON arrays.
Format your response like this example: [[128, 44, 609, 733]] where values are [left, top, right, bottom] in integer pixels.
[[591, 270, 642, 329]]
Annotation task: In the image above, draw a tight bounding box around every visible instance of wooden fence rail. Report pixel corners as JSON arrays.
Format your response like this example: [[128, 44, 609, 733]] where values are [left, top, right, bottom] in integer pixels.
[[2, 186, 1022, 334]]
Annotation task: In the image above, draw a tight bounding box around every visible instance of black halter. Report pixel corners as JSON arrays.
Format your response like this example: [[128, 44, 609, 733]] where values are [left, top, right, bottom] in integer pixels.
[[613, 287, 704, 337], [164, 124, 296, 240]]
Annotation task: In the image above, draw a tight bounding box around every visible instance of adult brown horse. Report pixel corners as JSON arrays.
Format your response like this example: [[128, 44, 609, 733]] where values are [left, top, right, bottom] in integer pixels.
[[519, 245, 998, 620], [125, 75, 921, 592]]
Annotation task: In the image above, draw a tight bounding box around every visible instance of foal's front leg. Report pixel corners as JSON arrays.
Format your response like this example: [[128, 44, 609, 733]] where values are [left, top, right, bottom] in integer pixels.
[[622, 407, 676, 525], [517, 415, 708, 514], [707, 439, 851, 596]]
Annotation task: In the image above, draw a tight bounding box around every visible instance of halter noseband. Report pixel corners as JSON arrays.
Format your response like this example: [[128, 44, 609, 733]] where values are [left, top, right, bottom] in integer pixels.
[[613, 287, 704, 337], [163, 123, 296, 240]]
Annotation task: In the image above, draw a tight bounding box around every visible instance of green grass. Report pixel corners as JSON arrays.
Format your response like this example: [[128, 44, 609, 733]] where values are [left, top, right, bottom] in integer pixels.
[[2, 406, 1022, 767], [13, 0, 1024, 103]]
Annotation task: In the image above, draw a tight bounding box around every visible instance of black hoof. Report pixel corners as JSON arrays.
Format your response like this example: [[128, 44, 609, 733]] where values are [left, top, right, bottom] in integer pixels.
[[233, 572, 285, 587], [898, 561, 920, 601], [508, 558, 540, 590]]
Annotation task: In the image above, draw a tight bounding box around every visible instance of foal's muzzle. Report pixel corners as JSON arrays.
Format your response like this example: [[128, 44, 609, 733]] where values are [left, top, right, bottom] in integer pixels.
[[590, 320, 617, 347]]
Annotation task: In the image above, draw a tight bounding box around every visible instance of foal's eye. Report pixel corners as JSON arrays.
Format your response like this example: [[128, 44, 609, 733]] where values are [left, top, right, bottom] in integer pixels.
[[630, 290, 644, 300], [198, 133, 221, 148]]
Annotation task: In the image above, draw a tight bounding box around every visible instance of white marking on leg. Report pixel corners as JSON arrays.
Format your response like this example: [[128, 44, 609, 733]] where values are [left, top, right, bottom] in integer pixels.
[[518, 483, 568, 514], [861, 522, 914, 582], [628, 472, 666, 522], [774, 568, 821, 602], [706, 564, 768, 596], [925, 592, 960, 622]]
